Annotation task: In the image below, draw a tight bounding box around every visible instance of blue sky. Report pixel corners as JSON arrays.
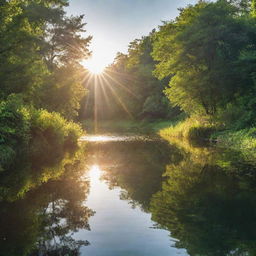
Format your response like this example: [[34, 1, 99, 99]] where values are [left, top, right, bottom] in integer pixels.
[[66, 0, 197, 71]]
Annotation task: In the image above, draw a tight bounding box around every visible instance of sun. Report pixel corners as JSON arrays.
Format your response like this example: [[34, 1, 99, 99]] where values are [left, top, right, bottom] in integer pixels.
[[83, 58, 106, 75]]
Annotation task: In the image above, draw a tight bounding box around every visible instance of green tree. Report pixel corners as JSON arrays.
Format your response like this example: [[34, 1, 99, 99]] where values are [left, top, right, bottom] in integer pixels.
[[153, 0, 256, 116], [81, 33, 179, 121]]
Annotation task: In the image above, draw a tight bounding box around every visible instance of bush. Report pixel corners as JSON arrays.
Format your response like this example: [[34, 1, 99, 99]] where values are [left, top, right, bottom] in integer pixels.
[[30, 109, 83, 159], [214, 128, 256, 153], [0, 97, 83, 172], [215, 100, 255, 130], [0, 95, 31, 171]]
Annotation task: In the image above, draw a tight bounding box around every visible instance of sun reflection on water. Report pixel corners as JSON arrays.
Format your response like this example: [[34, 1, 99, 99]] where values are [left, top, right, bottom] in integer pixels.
[[89, 164, 102, 181], [80, 135, 116, 142], [79, 135, 153, 142]]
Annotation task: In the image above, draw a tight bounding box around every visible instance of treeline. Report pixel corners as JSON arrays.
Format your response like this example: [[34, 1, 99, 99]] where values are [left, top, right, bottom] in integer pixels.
[[0, 0, 90, 171], [82, 0, 256, 137], [81, 33, 180, 121], [153, 0, 256, 131]]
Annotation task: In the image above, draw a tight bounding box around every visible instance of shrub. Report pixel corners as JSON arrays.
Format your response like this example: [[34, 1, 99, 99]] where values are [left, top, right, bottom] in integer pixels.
[[0, 95, 31, 170], [0, 98, 83, 172], [31, 109, 83, 154], [188, 126, 216, 141]]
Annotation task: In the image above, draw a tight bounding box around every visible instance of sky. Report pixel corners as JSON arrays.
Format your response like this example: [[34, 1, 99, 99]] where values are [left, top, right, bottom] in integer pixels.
[[66, 0, 197, 71]]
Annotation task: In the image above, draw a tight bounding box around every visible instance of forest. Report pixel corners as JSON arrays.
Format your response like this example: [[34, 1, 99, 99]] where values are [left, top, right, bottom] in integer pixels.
[[2, 0, 256, 255], [0, 0, 90, 174], [80, 0, 256, 152], [2, 0, 256, 171]]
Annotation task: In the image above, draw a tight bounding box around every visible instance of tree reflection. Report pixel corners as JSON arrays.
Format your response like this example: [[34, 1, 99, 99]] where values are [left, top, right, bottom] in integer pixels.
[[87, 139, 182, 211], [0, 145, 93, 256], [150, 141, 256, 256], [0, 140, 85, 202], [2, 134, 256, 256]]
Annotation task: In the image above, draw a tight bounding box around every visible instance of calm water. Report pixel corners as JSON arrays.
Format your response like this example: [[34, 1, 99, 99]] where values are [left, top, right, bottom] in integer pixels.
[[1, 134, 256, 256]]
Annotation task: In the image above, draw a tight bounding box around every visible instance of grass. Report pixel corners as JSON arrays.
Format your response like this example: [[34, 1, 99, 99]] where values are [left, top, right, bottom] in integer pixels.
[[159, 116, 216, 141], [159, 115, 256, 159], [212, 128, 256, 153]]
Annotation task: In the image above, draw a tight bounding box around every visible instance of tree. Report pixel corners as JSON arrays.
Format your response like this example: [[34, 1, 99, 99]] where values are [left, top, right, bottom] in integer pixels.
[[153, 0, 256, 116], [0, 0, 91, 119], [81, 33, 179, 121]]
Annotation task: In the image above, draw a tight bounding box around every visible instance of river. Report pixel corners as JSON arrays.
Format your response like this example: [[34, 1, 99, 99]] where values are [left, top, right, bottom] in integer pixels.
[[1, 134, 256, 256]]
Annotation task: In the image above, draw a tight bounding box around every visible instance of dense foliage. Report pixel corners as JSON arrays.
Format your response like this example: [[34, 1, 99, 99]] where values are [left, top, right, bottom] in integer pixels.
[[152, 0, 256, 131], [81, 0, 256, 134], [80, 34, 180, 121], [0, 0, 91, 170]]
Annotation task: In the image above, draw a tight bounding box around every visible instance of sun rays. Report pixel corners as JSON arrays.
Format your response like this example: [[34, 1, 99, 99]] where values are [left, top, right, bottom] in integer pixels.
[[81, 67, 136, 132]]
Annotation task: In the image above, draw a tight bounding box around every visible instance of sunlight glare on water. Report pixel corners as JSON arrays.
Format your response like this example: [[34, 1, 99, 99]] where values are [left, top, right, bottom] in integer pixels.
[[79, 135, 153, 142], [89, 164, 102, 182]]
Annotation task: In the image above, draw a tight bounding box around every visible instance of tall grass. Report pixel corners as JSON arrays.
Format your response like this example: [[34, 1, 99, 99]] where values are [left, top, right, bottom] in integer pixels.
[[213, 128, 256, 153], [160, 116, 215, 141], [32, 109, 83, 148]]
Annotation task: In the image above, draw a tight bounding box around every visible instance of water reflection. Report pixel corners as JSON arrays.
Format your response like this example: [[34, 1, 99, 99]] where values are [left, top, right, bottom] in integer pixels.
[[86, 137, 179, 211], [79, 151, 187, 256], [80, 134, 153, 142], [0, 145, 93, 256], [82, 136, 256, 256], [1, 134, 256, 255], [150, 140, 256, 256]]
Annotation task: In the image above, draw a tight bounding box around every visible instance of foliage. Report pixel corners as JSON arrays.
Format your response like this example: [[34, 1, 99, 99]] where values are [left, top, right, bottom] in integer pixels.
[[213, 128, 256, 158], [0, 0, 90, 173], [0, 95, 31, 171], [36, 65, 87, 120], [0, 0, 90, 114], [152, 0, 256, 127], [0, 97, 83, 187], [80, 34, 180, 121], [31, 109, 82, 149]]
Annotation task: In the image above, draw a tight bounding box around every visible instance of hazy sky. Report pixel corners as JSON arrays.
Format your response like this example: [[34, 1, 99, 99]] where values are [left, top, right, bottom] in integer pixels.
[[66, 0, 197, 70]]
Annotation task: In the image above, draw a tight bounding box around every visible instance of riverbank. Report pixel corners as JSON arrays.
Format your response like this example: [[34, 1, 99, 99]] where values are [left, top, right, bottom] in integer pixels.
[[83, 118, 256, 159], [159, 117, 256, 158]]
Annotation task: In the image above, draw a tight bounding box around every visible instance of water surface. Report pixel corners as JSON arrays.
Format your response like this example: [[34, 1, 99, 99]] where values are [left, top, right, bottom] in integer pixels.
[[1, 134, 256, 256]]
